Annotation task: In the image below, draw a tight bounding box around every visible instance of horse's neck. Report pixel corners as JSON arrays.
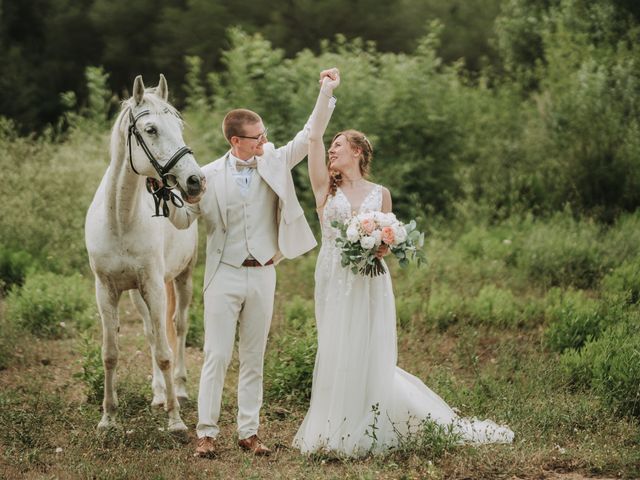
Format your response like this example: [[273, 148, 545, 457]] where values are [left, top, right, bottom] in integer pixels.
[[105, 134, 146, 234]]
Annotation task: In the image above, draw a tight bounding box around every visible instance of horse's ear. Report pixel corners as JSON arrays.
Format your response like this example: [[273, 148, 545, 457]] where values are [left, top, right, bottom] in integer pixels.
[[157, 74, 169, 101], [133, 75, 145, 105]]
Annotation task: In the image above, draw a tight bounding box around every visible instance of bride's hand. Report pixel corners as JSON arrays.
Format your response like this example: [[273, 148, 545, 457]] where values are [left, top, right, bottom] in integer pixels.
[[375, 244, 390, 259], [319, 68, 340, 90]]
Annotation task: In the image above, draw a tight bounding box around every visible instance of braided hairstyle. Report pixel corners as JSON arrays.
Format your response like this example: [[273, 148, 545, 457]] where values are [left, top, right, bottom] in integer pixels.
[[327, 129, 373, 199]]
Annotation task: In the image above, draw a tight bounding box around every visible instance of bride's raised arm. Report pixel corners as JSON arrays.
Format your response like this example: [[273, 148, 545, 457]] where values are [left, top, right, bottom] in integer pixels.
[[309, 68, 340, 207]]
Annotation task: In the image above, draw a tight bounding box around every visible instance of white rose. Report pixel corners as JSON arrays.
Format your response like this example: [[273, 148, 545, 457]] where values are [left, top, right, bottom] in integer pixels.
[[371, 230, 383, 247], [378, 212, 397, 227], [346, 225, 360, 242], [393, 225, 407, 245], [360, 235, 376, 250]]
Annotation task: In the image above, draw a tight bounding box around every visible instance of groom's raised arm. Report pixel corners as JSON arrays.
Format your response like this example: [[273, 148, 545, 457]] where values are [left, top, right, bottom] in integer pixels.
[[278, 70, 338, 170]]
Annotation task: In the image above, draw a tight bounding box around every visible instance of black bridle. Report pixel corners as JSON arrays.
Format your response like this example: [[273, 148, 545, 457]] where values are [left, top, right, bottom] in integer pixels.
[[127, 108, 192, 217]]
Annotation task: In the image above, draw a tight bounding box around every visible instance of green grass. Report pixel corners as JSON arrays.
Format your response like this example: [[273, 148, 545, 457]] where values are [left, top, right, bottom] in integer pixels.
[[9, 207, 640, 479]]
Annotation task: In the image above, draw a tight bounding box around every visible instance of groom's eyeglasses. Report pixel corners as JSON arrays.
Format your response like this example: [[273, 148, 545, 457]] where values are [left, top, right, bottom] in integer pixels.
[[236, 128, 268, 142]]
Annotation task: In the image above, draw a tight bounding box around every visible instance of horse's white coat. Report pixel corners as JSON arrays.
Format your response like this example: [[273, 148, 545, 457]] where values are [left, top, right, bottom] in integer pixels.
[[85, 75, 203, 432]]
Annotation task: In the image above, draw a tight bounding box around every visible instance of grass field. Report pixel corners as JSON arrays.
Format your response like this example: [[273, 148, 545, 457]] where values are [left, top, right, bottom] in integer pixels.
[[1, 241, 639, 479]]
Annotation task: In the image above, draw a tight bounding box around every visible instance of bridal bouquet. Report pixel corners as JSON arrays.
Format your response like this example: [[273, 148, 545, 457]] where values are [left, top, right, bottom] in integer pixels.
[[331, 212, 425, 277]]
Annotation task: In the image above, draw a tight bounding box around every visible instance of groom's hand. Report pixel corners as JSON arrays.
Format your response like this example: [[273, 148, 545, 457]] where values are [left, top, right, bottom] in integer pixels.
[[319, 67, 340, 91]]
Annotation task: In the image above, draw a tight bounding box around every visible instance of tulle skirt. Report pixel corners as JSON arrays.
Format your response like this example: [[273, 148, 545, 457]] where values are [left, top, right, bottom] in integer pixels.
[[293, 246, 514, 456]]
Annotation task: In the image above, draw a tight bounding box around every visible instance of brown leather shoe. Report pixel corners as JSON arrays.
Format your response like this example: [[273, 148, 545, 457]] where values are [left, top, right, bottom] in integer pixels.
[[238, 434, 271, 456], [194, 436, 217, 458]]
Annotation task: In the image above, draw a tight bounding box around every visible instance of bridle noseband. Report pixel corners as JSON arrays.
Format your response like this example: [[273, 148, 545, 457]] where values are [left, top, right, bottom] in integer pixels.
[[127, 108, 193, 217]]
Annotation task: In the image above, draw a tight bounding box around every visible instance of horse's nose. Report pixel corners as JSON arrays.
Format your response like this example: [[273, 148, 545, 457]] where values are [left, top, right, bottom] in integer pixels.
[[186, 175, 202, 195]]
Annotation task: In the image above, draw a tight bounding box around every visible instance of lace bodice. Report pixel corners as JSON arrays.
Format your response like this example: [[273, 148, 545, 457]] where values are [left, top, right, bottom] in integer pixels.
[[320, 184, 383, 245]]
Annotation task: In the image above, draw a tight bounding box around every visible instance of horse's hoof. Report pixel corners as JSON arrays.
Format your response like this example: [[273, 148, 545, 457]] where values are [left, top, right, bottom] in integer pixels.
[[151, 396, 166, 408], [97, 418, 119, 431], [168, 420, 188, 433]]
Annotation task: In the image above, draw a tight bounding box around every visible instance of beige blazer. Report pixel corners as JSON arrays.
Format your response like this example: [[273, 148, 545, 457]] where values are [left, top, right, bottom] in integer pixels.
[[169, 90, 335, 291]]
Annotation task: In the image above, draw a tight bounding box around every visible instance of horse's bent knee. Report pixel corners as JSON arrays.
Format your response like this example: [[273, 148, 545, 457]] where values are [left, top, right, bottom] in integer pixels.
[[103, 356, 118, 370], [157, 358, 171, 371]]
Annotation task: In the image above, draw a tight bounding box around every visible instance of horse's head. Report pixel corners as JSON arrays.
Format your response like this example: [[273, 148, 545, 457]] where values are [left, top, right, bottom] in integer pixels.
[[126, 74, 205, 203]]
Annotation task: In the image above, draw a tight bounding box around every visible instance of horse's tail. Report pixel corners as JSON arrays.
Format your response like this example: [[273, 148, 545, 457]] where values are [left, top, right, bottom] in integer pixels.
[[165, 281, 177, 361]]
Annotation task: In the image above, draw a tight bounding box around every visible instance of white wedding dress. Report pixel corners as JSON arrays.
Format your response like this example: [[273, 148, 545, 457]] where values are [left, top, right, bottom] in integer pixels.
[[293, 184, 514, 456]]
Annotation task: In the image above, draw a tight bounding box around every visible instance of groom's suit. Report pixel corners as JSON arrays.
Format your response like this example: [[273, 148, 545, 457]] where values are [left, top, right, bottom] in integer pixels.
[[168, 88, 335, 440]]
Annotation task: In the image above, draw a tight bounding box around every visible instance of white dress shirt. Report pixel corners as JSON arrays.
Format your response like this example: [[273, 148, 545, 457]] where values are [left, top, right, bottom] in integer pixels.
[[228, 153, 256, 197]]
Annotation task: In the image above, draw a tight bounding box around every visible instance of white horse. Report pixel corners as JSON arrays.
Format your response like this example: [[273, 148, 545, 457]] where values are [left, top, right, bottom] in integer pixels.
[[85, 74, 204, 432]]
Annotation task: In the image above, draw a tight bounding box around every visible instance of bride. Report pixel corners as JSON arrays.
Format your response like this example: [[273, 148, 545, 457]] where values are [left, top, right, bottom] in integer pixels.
[[293, 68, 514, 456]]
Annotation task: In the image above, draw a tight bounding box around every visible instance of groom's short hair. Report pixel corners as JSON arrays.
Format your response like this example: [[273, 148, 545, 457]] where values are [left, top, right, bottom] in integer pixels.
[[223, 109, 262, 143]]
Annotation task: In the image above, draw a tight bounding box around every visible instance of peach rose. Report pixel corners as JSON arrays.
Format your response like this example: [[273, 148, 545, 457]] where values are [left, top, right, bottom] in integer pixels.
[[381, 226, 395, 245], [360, 218, 375, 235]]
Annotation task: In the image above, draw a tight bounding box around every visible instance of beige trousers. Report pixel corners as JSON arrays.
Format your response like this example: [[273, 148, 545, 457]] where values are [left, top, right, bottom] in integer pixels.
[[196, 262, 276, 440]]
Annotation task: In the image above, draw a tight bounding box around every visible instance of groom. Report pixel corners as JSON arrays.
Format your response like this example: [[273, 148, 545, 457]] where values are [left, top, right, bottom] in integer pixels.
[[167, 69, 338, 457]]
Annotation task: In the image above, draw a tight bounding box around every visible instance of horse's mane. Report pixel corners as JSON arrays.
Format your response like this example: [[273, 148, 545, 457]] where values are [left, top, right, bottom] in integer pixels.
[[110, 88, 182, 162]]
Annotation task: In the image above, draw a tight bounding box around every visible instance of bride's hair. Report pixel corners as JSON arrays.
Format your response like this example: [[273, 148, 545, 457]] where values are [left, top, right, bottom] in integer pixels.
[[327, 129, 373, 199]]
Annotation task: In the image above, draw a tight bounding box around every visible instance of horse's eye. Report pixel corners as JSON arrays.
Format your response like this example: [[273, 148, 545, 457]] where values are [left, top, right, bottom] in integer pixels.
[[145, 126, 157, 135]]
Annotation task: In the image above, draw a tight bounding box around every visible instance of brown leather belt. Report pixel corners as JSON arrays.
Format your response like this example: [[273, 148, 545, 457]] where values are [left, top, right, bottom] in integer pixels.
[[242, 258, 274, 267]]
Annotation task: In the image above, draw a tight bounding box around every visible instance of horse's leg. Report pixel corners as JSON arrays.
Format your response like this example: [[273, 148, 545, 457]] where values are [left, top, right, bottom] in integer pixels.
[[129, 289, 166, 407], [139, 274, 187, 432], [165, 281, 178, 366], [172, 263, 195, 404], [95, 277, 121, 430]]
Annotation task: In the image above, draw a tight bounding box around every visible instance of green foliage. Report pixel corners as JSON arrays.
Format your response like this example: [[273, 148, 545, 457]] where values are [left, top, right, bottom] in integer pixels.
[[601, 259, 640, 304], [514, 213, 607, 289], [61, 66, 113, 132], [425, 284, 464, 330], [0, 101, 108, 273], [0, 309, 24, 371], [74, 332, 104, 404], [185, 263, 205, 349], [562, 320, 640, 417], [391, 417, 461, 461], [0, 246, 33, 293], [395, 293, 424, 330], [544, 288, 605, 352], [5, 272, 95, 338], [466, 285, 522, 328], [183, 56, 209, 112], [264, 295, 316, 405]]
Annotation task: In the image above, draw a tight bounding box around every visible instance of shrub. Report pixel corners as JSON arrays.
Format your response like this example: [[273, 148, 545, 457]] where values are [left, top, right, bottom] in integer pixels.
[[515, 214, 607, 289], [74, 332, 104, 404], [5, 272, 95, 338], [396, 294, 424, 330], [0, 247, 33, 293], [390, 417, 461, 461], [425, 284, 466, 330], [264, 296, 316, 405], [544, 288, 603, 352], [0, 308, 24, 370], [561, 320, 640, 418], [466, 285, 521, 328], [601, 259, 640, 305]]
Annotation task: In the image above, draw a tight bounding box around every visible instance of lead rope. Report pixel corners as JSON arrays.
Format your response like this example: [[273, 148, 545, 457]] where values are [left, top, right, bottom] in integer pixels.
[[146, 178, 185, 217]]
